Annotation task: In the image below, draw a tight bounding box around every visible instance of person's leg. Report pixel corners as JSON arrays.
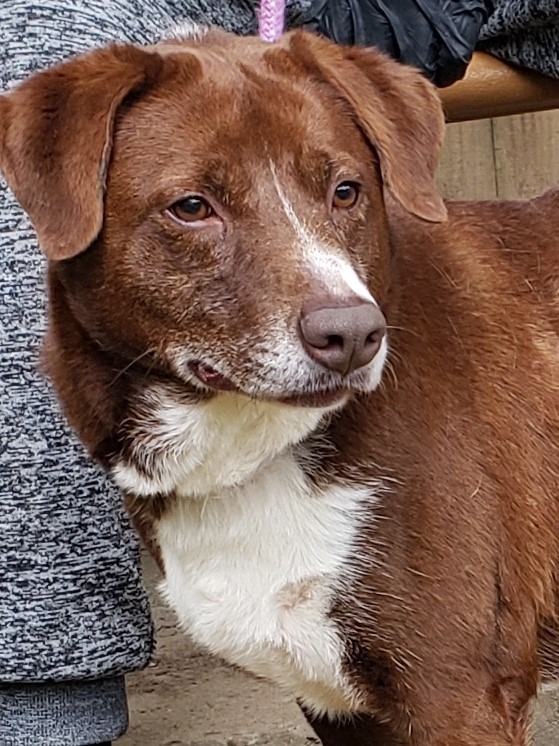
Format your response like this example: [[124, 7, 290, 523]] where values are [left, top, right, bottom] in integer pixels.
[[0, 3, 161, 744], [0, 679, 127, 746]]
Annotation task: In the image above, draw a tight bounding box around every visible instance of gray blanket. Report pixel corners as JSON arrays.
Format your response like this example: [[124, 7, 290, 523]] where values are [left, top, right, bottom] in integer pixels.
[[480, 0, 559, 78]]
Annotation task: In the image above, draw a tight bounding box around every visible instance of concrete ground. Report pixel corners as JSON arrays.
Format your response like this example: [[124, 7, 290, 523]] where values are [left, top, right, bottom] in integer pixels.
[[118, 556, 559, 746]]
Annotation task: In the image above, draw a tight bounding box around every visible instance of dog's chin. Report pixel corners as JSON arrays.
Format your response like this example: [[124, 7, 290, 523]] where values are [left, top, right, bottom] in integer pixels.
[[185, 360, 381, 410]]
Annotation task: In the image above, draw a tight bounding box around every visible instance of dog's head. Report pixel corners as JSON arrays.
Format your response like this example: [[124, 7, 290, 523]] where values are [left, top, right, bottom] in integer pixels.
[[0, 27, 445, 408]]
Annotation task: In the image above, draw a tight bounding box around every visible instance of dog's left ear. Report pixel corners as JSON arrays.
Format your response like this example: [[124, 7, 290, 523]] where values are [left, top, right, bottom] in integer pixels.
[[288, 31, 447, 223], [0, 44, 165, 260]]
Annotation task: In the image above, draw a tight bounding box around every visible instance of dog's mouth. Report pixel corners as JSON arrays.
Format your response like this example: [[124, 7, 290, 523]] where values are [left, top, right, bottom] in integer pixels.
[[189, 361, 237, 391], [188, 360, 353, 408]]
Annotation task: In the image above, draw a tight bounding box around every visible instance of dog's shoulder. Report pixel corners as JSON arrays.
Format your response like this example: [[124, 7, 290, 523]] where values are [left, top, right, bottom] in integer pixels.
[[387, 189, 559, 310]]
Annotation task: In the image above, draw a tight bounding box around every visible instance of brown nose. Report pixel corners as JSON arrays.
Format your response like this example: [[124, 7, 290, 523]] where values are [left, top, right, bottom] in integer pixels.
[[299, 302, 387, 375]]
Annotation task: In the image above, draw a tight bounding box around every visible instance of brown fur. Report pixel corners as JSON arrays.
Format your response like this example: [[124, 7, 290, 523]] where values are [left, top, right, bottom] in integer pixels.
[[2, 28, 559, 745]]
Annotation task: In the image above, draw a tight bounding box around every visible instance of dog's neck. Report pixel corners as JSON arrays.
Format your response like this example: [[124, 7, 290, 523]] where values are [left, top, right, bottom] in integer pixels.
[[112, 380, 334, 499]]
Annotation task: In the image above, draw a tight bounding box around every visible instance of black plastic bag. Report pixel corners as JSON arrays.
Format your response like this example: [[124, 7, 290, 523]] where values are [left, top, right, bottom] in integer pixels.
[[302, 0, 492, 87]]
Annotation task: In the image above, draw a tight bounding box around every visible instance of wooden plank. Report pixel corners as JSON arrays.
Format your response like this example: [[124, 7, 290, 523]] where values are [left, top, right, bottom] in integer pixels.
[[492, 110, 559, 199], [439, 52, 559, 123], [436, 119, 497, 201]]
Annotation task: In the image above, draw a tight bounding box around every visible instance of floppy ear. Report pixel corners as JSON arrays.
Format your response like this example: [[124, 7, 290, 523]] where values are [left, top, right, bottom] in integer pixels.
[[0, 44, 164, 259], [288, 31, 447, 223]]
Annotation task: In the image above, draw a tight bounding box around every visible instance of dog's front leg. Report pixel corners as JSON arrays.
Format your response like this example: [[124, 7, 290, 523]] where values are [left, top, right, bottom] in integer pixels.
[[300, 674, 533, 746], [300, 706, 407, 746], [400, 683, 531, 746]]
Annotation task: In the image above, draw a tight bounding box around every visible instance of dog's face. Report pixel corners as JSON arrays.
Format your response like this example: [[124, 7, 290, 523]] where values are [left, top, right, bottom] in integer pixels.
[[0, 27, 446, 408]]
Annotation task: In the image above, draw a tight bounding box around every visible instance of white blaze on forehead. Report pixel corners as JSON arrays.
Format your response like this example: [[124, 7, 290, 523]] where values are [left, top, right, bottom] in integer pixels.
[[270, 163, 376, 304], [306, 246, 376, 303]]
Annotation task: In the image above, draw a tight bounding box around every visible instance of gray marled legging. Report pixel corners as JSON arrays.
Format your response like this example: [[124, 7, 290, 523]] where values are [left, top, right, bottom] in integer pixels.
[[0, 3, 316, 744]]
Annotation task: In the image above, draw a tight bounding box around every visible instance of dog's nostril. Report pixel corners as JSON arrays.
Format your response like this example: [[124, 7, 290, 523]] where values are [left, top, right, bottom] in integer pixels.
[[299, 302, 386, 375], [366, 328, 385, 348], [326, 334, 344, 350]]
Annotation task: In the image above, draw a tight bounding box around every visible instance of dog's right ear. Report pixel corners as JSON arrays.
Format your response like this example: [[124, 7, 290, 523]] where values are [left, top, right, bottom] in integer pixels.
[[0, 44, 164, 260], [287, 32, 447, 224]]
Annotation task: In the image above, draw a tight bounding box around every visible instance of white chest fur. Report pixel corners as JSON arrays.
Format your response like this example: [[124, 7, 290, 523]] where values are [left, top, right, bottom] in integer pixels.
[[113, 387, 379, 716], [157, 454, 375, 717]]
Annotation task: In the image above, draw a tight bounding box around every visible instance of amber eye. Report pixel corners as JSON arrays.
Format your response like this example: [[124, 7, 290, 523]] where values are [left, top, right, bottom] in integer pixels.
[[169, 196, 214, 223], [332, 182, 360, 210]]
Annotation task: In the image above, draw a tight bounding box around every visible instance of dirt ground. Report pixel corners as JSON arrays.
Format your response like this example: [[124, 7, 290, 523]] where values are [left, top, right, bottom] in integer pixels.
[[118, 555, 559, 746]]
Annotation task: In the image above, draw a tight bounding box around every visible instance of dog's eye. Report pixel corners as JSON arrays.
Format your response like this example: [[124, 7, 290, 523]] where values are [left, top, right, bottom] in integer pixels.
[[332, 182, 360, 210], [169, 196, 214, 223]]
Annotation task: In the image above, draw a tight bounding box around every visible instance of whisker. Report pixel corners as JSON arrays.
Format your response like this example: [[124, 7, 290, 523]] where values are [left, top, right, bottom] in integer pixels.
[[383, 358, 399, 390], [387, 324, 421, 339], [110, 348, 158, 386]]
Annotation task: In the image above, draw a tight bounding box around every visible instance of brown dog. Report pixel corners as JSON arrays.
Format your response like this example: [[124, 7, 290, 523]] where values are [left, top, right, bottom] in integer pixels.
[[2, 24, 559, 746]]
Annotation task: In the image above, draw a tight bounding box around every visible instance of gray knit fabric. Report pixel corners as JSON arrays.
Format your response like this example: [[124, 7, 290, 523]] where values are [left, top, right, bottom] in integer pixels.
[[0, 678, 128, 746], [0, 2, 164, 686], [0, 0, 312, 678], [0, 2, 311, 744], [0, 7, 168, 745], [480, 0, 559, 77]]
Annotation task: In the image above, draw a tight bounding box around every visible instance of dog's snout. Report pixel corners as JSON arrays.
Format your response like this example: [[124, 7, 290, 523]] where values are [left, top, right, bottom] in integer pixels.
[[299, 302, 386, 375]]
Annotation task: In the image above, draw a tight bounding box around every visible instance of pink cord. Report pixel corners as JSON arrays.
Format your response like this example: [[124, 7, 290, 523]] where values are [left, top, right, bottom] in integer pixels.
[[258, 0, 286, 43]]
